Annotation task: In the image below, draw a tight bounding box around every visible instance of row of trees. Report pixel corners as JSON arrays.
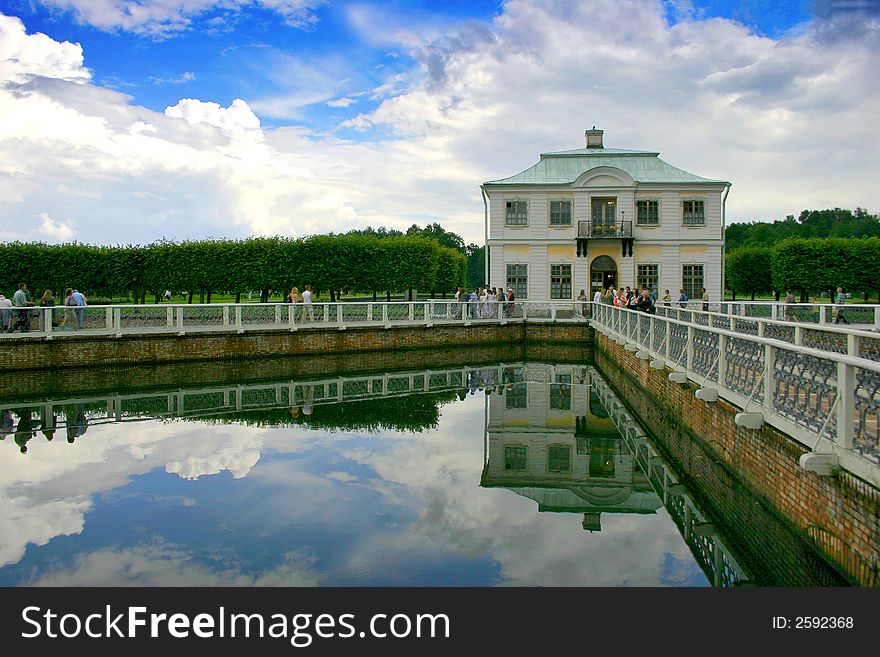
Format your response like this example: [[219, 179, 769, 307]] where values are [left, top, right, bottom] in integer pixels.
[[725, 208, 880, 252], [0, 234, 467, 303], [726, 238, 880, 301]]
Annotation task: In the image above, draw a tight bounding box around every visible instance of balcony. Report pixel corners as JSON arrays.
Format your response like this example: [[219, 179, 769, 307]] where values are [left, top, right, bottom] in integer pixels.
[[577, 221, 632, 239]]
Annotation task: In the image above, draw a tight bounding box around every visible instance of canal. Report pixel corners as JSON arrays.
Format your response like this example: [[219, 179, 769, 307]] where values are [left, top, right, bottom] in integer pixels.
[[0, 349, 853, 586]]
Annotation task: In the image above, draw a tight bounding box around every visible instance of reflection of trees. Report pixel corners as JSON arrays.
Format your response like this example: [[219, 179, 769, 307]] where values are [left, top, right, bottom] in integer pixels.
[[193, 390, 461, 433]]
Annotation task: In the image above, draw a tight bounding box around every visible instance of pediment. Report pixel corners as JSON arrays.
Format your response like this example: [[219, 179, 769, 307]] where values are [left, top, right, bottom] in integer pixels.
[[574, 166, 635, 188]]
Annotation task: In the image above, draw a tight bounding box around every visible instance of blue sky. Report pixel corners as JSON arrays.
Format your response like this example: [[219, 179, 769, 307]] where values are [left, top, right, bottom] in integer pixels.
[[0, 0, 877, 245]]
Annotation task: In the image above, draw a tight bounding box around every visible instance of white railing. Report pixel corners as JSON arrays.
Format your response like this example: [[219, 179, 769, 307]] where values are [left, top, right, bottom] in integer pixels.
[[591, 303, 880, 485], [665, 300, 880, 330], [0, 300, 591, 340]]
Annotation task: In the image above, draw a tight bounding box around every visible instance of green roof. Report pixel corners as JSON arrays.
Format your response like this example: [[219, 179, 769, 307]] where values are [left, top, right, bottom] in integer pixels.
[[483, 147, 729, 186]]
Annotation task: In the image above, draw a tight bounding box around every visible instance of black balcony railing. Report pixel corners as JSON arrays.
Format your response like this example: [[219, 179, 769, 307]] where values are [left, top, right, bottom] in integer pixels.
[[577, 221, 632, 239]]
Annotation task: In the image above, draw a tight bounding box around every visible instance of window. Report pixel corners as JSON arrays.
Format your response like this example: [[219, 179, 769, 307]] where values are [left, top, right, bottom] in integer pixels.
[[506, 263, 528, 299], [506, 383, 528, 409], [504, 446, 528, 471], [636, 200, 659, 225], [505, 200, 528, 226], [682, 200, 705, 225], [589, 438, 617, 478], [550, 264, 572, 300], [591, 198, 617, 227], [550, 374, 572, 410], [637, 264, 659, 294], [683, 264, 704, 300], [548, 445, 571, 473], [550, 200, 572, 226]]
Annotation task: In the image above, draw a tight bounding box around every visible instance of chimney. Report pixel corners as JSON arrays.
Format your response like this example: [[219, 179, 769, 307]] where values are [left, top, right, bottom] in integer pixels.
[[585, 126, 604, 149]]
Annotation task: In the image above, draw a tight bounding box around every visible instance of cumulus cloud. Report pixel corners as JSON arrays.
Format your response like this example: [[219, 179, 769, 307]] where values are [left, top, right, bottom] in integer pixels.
[[39, 0, 326, 37], [2, 1, 879, 248], [0, 13, 89, 84], [37, 212, 74, 240]]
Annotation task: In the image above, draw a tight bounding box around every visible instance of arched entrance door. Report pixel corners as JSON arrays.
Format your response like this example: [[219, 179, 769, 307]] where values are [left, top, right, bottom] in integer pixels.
[[590, 255, 617, 295]]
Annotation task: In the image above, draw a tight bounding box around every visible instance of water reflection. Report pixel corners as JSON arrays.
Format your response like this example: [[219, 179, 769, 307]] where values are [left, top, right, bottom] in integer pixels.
[[482, 365, 662, 533], [0, 359, 837, 586]]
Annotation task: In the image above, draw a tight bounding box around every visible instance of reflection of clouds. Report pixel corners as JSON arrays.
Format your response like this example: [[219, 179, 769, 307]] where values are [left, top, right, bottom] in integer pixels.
[[336, 396, 705, 586], [27, 544, 322, 587], [325, 471, 357, 483], [166, 446, 261, 479], [0, 420, 307, 567], [2, 390, 706, 586], [0, 495, 91, 566]]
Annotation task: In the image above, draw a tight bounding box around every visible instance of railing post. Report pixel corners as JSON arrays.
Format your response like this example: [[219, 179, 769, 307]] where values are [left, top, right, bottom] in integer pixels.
[[686, 325, 695, 372], [113, 307, 121, 334], [337, 303, 344, 328], [105, 307, 113, 330], [383, 303, 390, 325], [648, 316, 654, 350], [664, 318, 672, 361], [763, 344, 776, 413], [176, 306, 184, 332], [551, 303, 557, 322], [409, 302, 414, 322], [235, 305, 242, 330], [275, 304, 282, 326], [323, 304, 329, 323], [836, 361, 855, 450], [166, 306, 174, 327], [223, 306, 230, 326], [874, 307, 880, 332], [819, 305, 829, 325], [717, 334, 727, 388]]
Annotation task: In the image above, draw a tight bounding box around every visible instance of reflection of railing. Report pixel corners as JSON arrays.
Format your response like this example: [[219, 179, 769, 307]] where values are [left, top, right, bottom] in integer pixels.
[[0, 362, 585, 439], [591, 303, 880, 483], [589, 370, 750, 587], [577, 221, 632, 238], [0, 301, 590, 341]]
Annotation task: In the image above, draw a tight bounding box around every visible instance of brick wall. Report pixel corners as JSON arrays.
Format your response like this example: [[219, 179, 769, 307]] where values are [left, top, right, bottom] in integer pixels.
[[595, 332, 879, 586], [2, 341, 594, 403], [0, 323, 592, 372]]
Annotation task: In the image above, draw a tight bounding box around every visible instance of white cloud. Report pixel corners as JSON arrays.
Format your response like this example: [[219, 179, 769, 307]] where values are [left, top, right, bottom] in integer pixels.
[[39, 1, 326, 37], [0, 13, 89, 84], [2, 1, 879, 249], [37, 212, 74, 241], [326, 97, 356, 108]]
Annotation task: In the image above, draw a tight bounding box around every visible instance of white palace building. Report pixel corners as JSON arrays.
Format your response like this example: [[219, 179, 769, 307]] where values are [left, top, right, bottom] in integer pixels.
[[481, 128, 731, 303]]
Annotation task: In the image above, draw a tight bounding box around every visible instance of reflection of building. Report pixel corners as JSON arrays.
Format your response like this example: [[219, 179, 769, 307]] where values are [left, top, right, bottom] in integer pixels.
[[481, 364, 661, 531]]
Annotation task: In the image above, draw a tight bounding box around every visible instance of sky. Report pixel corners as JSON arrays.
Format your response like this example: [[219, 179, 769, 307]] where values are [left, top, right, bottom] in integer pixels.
[[0, 0, 878, 246]]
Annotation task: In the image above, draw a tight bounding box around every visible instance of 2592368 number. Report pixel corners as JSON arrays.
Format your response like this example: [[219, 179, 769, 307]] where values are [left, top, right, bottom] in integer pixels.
[[795, 617, 853, 629]]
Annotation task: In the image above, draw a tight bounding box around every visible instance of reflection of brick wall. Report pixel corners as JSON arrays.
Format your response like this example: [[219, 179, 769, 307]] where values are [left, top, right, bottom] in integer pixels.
[[1, 324, 593, 394], [595, 332, 879, 587]]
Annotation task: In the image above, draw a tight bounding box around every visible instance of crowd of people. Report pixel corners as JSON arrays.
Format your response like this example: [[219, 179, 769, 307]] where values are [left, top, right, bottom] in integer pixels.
[[454, 286, 517, 318], [0, 284, 88, 333]]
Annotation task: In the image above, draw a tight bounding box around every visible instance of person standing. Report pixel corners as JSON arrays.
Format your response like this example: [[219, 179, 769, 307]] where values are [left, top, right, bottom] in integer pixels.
[[0, 293, 11, 332], [302, 285, 314, 321], [71, 288, 87, 329], [678, 288, 688, 308], [834, 287, 849, 324], [12, 283, 34, 332], [38, 289, 55, 332], [577, 289, 587, 317], [662, 289, 671, 307], [701, 288, 709, 312], [784, 290, 796, 321]]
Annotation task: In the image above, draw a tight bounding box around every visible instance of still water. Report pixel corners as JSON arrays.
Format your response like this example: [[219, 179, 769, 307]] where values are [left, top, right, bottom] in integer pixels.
[[2, 361, 720, 587]]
